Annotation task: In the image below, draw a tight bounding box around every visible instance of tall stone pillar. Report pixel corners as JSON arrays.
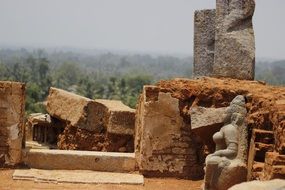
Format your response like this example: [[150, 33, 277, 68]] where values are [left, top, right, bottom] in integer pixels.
[[193, 9, 216, 77], [213, 0, 256, 80]]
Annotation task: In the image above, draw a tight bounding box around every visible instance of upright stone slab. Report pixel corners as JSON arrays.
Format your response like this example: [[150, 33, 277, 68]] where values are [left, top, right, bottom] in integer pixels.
[[193, 9, 216, 77], [213, 0, 255, 80], [0, 81, 25, 166], [135, 85, 204, 179]]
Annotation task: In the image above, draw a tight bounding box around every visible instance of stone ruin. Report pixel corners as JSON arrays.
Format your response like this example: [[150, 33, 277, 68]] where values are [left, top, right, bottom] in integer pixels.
[[0, 0, 285, 189], [137, 77, 285, 184], [25, 87, 135, 152]]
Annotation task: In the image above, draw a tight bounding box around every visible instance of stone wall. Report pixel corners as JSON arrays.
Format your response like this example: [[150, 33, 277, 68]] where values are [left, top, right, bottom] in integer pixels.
[[135, 86, 204, 179], [0, 81, 25, 166]]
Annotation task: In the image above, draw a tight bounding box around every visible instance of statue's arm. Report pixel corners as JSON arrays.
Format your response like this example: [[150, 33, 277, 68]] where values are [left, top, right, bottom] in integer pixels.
[[212, 126, 238, 157], [211, 145, 237, 157]]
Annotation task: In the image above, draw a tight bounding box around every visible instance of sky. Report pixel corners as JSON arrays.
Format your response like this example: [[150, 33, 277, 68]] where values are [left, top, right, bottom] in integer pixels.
[[0, 0, 284, 59]]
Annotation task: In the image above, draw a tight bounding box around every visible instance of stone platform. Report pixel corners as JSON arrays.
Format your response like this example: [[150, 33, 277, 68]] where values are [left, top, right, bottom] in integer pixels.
[[22, 149, 136, 173], [13, 169, 144, 185]]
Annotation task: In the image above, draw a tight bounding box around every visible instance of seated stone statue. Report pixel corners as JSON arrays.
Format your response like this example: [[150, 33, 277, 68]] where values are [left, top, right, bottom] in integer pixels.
[[203, 95, 247, 190]]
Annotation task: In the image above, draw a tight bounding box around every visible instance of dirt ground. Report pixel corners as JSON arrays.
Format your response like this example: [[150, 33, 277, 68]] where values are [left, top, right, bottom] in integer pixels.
[[0, 169, 203, 190]]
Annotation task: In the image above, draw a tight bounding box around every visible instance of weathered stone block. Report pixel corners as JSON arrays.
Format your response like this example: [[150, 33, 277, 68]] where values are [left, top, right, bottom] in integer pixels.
[[0, 81, 25, 166], [46, 87, 99, 132], [193, 9, 216, 77], [135, 85, 203, 179], [22, 149, 136, 173], [95, 99, 135, 135], [190, 106, 226, 151], [213, 0, 255, 80]]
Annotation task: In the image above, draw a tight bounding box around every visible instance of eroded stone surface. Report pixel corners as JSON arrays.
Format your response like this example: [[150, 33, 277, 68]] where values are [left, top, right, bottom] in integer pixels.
[[0, 81, 25, 166], [193, 9, 216, 77], [213, 0, 255, 80], [135, 85, 204, 179]]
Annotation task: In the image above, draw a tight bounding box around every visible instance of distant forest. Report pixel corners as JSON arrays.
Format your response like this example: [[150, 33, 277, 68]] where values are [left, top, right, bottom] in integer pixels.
[[0, 48, 284, 114]]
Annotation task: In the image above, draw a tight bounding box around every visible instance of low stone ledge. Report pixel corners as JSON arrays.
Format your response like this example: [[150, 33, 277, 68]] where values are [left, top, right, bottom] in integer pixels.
[[22, 149, 136, 173]]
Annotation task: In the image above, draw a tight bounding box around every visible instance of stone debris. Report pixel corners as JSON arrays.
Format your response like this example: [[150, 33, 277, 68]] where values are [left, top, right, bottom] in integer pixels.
[[0, 81, 25, 166], [13, 169, 144, 185], [193, 9, 216, 77]]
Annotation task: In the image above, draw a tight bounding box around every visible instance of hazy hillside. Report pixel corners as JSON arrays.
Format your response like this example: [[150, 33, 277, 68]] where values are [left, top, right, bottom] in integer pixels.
[[0, 48, 283, 113]]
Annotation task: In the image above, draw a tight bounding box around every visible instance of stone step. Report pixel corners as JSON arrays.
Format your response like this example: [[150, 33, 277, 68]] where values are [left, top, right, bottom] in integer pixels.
[[252, 129, 274, 144], [22, 149, 136, 173], [13, 169, 144, 185]]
